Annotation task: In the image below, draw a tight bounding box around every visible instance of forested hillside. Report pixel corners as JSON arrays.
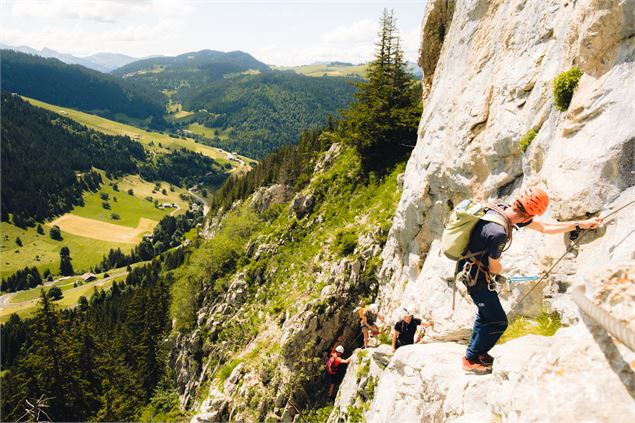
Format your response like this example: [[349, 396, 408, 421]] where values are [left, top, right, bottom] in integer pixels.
[[0, 50, 168, 129], [112, 50, 270, 90], [114, 49, 358, 158], [1, 254, 185, 422], [179, 71, 358, 158], [0, 93, 224, 225], [0, 92, 145, 225]]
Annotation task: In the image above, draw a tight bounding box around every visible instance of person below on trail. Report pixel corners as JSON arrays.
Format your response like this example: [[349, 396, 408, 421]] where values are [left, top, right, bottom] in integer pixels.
[[359, 303, 386, 348], [326, 345, 351, 399], [459, 187, 603, 375], [392, 306, 434, 352]]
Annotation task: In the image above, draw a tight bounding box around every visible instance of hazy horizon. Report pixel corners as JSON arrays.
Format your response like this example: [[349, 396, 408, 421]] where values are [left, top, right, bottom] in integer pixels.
[[0, 0, 426, 66]]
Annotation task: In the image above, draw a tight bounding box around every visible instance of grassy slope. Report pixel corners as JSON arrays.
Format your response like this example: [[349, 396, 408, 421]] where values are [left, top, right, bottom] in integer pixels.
[[72, 174, 189, 228], [0, 271, 129, 323], [22, 96, 242, 166], [171, 145, 403, 413], [0, 174, 189, 278], [0, 221, 133, 279], [272, 63, 368, 78], [186, 123, 231, 141]]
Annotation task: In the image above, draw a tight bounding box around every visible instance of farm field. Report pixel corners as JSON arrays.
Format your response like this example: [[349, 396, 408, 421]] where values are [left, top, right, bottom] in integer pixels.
[[272, 63, 368, 78], [0, 221, 133, 279], [70, 174, 188, 228], [49, 215, 156, 244], [0, 175, 189, 279], [186, 123, 231, 140], [23, 96, 237, 164]]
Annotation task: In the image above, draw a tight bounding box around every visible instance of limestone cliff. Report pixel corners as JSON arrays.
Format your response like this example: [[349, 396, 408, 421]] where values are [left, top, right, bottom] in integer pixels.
[[331, 0, 634, 421]]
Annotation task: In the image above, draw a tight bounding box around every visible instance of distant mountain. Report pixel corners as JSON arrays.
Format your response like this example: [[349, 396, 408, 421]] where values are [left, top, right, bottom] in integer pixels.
[[1, 50, 167, 128], [272, 62, 368, 78], [0, 43, 138, 72], [274, 60, 423, 79], [112, 50, 358, 158], [82, 52, 138, 72], [111, 49, 271, 92]]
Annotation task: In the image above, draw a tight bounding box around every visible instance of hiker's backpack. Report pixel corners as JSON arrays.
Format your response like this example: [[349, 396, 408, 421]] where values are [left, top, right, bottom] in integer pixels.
[[325, 354, 338, 374], [357, 307, 367, 320], [441, 200, 513, 261]]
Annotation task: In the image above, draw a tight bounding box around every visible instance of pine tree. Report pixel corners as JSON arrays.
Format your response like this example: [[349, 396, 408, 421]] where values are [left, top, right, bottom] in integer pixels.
[[339, 8, 422, 171]]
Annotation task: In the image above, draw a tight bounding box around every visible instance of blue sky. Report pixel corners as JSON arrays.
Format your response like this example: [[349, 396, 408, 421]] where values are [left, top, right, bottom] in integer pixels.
[[0, 0, 427, 65]]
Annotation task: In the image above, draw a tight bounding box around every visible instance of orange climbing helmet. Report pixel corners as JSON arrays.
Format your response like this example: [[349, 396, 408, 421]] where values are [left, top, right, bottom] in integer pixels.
[[515, 187, 549, 216]]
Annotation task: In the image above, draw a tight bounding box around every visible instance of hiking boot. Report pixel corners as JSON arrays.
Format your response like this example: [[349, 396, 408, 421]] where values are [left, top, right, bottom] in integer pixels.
[[462, 357, 492, 375], [478, 353, 494, 366]]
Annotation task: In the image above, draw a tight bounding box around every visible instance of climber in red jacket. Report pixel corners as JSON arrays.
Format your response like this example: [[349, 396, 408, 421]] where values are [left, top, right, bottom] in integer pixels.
[[325, 345, 351, 398]]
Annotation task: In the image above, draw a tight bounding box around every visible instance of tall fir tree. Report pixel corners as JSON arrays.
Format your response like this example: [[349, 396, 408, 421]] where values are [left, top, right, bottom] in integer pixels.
[[339, 8, 422, 171]]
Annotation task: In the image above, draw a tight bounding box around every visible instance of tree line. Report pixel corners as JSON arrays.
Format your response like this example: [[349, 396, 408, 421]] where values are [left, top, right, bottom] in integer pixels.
[[1, 251, 186, 422], [1, 92, 145, 224], [138, 148, 227, 188], [94, 209, 203, 273]]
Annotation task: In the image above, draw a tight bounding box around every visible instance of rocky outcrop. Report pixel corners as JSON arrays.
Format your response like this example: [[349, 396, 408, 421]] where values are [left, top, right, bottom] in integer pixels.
[[329, 266, 635, 422], [250, 184, 292, 213], [361, 0, 635, 421]]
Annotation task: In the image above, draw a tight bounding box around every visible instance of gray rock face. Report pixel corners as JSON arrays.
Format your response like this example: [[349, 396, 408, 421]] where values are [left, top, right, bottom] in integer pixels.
[[379, 0, 635, 342], [359, 324, 634, 423], [364, 0, 635, 421], [291, 193, 315, 219], [330, 263, 635, 422], [250, 184, 292, 214]]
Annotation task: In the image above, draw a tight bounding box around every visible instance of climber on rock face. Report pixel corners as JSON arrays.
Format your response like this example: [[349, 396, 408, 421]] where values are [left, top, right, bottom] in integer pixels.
[[325, 345, 351, 399], [459, 187, 603, 375], [392, 306, 434, 352], [359, 303, 386, 348]]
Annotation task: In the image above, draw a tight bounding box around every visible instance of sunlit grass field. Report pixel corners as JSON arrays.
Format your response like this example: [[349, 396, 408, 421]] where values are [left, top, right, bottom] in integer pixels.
[[23, 96, 237, 163], [0, 221, 133, 279]]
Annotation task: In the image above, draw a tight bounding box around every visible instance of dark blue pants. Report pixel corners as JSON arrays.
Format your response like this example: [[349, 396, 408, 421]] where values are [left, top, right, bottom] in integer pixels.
[[466, 288, 508, 360]]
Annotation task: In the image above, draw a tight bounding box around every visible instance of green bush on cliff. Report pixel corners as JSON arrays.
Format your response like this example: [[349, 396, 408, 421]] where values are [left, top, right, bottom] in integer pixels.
[[305, 405, 334, 423], [518, 128, 538, 153], [553, 67, 583, 111], [170, 206, 261, 331], [335, 229, 358, 256]]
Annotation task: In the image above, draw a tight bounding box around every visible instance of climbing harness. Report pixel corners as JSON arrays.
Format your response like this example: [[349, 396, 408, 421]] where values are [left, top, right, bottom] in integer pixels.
[[451, 197, 635, 312]]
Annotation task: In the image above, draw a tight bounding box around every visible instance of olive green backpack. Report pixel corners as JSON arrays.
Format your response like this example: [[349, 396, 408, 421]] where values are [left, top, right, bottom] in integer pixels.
[[441, 200, 512, 261]]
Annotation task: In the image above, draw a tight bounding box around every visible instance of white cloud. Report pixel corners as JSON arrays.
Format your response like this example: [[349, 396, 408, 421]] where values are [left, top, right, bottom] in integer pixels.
[[10, 0, 191, 23], [1, 19, 186, 56], [257, 43, 375, 67], [259, 18, 418, 66], [401, 28, 420, 62], [322, 19, 378, 44]]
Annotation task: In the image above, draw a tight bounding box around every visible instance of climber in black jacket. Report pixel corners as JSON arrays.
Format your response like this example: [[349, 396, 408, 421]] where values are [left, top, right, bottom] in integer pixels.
[[461, 187, 603, 375]]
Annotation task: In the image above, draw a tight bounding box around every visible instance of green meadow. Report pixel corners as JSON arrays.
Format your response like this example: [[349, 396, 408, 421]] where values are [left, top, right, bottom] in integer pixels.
[[272, 63, 368, 78], [0, 221, 133, 280], [0, 174, 190, 279], [72, 174, 189, 228], [23, 96, 238, 164]]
